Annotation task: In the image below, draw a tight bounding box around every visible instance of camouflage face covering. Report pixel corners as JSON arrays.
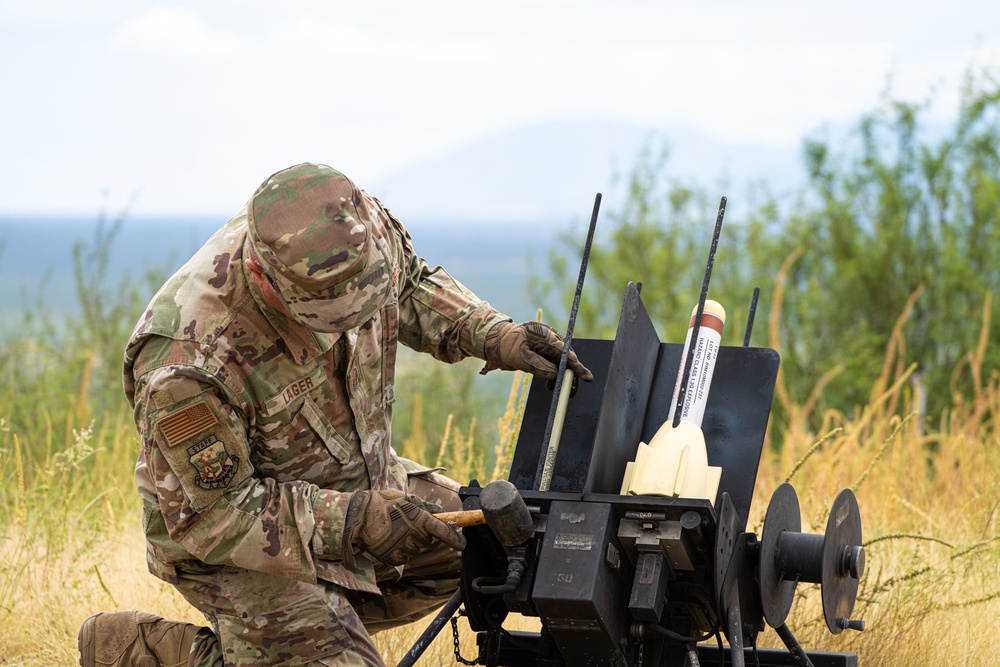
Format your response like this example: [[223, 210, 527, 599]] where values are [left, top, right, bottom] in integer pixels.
[[247, 163, 393, 333]]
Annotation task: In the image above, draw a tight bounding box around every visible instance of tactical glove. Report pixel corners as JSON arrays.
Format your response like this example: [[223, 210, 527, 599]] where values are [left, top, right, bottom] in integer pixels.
[[342, 489, 466, 568], [482, 321, 594, 382]]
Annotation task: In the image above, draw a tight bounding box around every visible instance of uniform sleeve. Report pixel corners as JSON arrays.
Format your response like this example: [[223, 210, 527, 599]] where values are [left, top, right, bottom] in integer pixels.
[[134, 368, 354, 584], [386, 210, 510, 362]]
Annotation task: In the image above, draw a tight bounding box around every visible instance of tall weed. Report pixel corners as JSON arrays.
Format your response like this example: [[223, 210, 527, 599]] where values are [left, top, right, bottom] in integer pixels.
[[751, 285, 1000, 665]]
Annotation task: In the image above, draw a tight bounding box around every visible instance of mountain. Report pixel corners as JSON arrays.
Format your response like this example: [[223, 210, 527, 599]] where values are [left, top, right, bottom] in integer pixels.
[[369, 117, 806, 226]]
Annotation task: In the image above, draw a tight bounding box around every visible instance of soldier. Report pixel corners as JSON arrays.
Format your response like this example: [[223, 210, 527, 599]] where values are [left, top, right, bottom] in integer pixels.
[[78, 163, 592, 667]]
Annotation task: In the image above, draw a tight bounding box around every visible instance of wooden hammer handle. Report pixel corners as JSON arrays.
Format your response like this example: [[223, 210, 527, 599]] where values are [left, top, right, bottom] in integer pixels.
[[434, 509, 487, 527]]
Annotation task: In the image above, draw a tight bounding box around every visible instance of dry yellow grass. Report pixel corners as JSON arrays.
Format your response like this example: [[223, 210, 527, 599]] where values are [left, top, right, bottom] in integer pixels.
[[0, 515, 511, 667], [746, 290, 1000, 665], [0, 518, 204, 666], [748, 376, 1000, 665], [2, 321, 999, 665]]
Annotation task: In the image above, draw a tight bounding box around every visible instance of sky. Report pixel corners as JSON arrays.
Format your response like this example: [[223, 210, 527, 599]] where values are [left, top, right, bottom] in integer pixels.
[[2, 0, 1000, 219]]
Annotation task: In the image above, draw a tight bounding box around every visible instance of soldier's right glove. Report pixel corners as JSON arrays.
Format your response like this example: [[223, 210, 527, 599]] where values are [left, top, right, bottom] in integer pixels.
[[342, 489, 466, 569], [482, 321, 594, 381]]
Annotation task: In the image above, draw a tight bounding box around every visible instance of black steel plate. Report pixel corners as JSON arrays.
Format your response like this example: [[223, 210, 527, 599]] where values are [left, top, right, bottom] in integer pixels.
[[507, 284, 779, 531], [584, 282, 661, 496]]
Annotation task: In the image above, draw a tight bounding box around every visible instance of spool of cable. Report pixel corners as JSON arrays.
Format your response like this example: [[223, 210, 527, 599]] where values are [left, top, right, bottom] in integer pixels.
[[759, 484, 866, 634]]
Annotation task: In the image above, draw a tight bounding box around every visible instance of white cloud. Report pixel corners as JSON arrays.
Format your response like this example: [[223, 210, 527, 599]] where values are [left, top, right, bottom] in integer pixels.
[[5, 0, 1000, 215], [354, 36, 902, 146], [263, 18, 489, 64], [111, 6, 251, 57], [111, 10, 491, 64]]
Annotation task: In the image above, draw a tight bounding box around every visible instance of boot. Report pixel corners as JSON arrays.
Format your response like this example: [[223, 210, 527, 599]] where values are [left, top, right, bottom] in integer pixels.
[[78, 611, 206, 667]]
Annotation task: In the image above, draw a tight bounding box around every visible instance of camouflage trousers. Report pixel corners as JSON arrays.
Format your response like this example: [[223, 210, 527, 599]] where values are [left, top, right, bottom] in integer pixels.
[[175, 471, 463, 667]]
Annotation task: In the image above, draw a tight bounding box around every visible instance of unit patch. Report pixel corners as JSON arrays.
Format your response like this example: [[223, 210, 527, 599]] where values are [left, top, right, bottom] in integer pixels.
[[187, 433, 240, 490]]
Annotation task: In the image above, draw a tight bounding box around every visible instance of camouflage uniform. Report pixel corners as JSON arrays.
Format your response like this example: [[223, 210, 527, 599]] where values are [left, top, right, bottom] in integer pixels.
[[124, 164, 509, 666]]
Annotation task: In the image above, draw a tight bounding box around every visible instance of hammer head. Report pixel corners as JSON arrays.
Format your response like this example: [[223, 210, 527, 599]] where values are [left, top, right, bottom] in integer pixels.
[[480, 480, 535, 548]]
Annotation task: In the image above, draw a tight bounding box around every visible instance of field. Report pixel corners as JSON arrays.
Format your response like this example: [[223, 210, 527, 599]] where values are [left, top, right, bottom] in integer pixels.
[[1, 306, 999, 667]]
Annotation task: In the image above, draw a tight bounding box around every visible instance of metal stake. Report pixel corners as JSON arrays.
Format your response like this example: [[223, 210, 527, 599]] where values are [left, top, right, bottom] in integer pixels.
[[395, 590, 463, 667], [673, 197, 727, 428], [535, 193, 601, 491]]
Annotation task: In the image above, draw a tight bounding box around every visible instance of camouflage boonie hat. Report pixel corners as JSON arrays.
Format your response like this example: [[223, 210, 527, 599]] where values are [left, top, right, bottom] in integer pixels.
[[248, 163, 393, 332]]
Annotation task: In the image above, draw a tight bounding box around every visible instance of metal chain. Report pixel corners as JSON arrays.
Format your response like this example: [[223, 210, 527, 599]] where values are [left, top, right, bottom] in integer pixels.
[[451, 611, 478, 666], [628, 622, 645, 667]]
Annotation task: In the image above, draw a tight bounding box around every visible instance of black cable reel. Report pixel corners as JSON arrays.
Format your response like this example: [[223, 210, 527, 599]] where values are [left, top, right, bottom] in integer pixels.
[[759, 483, 866, 634]]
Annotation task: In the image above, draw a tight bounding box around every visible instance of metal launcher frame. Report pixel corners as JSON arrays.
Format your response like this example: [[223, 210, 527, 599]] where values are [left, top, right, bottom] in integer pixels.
[[404, 196, 866, 667]]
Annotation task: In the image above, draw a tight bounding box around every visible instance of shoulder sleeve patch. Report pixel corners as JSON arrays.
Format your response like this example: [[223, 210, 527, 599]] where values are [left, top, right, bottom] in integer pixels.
[[158, 401, 217, 447], [150, 390, 253, 512]]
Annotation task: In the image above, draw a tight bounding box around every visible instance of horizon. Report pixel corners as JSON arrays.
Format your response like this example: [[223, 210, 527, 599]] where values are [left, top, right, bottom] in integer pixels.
[[0, 215, 551, 327], [3, 1, 999, 219]]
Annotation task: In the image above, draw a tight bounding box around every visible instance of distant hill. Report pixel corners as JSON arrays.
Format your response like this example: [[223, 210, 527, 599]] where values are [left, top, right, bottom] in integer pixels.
[[370, 117, 805, 225]]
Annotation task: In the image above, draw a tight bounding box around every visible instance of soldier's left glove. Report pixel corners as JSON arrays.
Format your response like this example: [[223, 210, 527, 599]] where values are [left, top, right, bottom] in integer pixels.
[[482, 321, 594, 382], [342, 489, 466, 569]]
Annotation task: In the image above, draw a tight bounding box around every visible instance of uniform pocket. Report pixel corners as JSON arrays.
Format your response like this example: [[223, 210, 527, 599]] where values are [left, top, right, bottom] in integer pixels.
[[254, 395, 361, 486], [214, 570, 353, 666], [300, 396, 352, 462], [142, 503, 180, 584]]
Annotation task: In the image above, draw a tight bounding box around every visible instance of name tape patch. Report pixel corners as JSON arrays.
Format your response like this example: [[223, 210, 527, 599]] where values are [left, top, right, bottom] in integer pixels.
[[262, 367, 324, 416]]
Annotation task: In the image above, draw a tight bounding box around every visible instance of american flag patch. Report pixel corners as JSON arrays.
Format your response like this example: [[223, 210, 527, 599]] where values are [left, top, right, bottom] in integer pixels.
[[158, 402, 217, 447]]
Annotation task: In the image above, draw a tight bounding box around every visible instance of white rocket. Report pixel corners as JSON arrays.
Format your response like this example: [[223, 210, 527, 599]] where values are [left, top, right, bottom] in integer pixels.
[[622, 300, 726, 502]]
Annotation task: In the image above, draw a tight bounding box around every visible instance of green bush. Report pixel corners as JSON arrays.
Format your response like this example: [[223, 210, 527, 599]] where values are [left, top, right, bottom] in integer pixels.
[[535, 74, 1000, 429]]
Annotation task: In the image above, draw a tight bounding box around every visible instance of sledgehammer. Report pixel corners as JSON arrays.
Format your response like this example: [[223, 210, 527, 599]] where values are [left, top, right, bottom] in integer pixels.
[[397, 483, 533, 667], [434, 479, 534, 548]]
